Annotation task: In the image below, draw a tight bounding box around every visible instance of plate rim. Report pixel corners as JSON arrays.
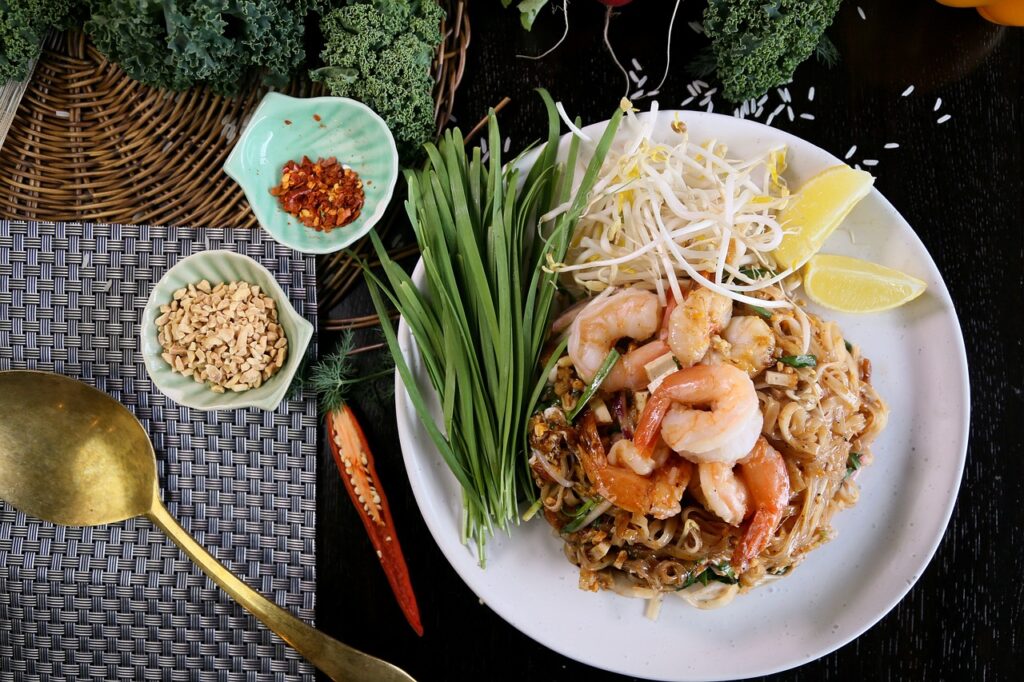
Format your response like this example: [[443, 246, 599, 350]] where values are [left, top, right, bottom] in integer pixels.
[[393, 110, 970, 680]]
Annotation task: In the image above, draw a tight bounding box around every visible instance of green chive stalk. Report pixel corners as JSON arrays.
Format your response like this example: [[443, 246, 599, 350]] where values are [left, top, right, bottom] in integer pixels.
[[364, 91, 624, 564]]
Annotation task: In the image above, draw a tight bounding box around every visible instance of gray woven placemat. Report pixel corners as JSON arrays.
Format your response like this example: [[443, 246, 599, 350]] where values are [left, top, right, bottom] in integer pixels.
[[0, 221, 317, 681]]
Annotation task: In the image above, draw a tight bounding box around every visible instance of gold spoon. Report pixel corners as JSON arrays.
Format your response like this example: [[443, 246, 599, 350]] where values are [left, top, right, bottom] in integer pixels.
[[0, 370, 415, 682]]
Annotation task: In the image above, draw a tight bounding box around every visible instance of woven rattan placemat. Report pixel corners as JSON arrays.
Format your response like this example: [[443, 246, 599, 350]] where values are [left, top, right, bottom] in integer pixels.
[[0, 221, 317, 681], [0, 3, 467, 230]]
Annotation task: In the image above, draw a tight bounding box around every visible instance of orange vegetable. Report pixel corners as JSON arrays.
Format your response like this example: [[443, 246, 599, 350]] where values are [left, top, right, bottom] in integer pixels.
[[935, 0, 1024, 25]]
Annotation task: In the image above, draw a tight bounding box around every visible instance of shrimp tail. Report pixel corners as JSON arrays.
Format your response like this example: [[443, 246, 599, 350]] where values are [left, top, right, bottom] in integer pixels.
[[731, 506, 783, 572], [576, 413, 642, 515], [731, 437, 791, 571], [576, 411, 688, 519], [575, 411, 608, 474], [658, 294, 679, 341], [634, 393, 673, 458]]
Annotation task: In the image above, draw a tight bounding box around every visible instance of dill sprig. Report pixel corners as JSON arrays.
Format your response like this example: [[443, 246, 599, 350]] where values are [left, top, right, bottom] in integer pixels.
[[309, 330, 394, 414]]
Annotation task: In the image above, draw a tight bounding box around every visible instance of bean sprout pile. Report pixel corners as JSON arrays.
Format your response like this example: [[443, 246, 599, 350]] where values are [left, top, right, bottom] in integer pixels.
[[547, 102, 797, 309]]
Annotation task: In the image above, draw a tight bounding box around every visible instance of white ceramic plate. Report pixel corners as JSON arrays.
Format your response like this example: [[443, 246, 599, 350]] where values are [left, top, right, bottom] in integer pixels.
[[394, 112, 969, 681]]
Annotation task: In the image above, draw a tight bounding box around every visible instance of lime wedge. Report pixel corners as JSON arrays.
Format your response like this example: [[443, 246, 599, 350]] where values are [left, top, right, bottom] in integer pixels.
[[774, 165, 875, 270], [803, 254, 927, 313]]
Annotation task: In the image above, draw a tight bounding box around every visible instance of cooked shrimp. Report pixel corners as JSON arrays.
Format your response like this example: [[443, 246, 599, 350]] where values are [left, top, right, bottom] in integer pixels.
[[731, 438, 790, 570], [576, 413, 693, 520], [608, 436, 670, 476], [667, 288, 733, 367], [706, 316, 776, 376], [568, 289, 667, 392], [634, 364, 760, 464], [698, 461, 749, 526], [696, 437, 790, 570]]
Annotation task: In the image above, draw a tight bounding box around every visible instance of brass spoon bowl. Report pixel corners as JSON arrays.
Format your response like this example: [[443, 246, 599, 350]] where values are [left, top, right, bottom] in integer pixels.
[[0, 370, 415, 682]]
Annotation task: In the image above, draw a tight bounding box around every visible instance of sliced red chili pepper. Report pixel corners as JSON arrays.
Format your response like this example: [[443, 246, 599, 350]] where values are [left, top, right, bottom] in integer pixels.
[[326, 405, 423, 636]]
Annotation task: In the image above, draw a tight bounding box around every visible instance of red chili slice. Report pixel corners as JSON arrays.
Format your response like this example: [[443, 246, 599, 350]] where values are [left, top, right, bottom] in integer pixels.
[[326, 405, 423, 636]]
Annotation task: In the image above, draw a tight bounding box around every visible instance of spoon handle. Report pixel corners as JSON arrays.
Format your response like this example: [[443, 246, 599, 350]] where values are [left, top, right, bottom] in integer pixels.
[[147, 499, 415, 682]]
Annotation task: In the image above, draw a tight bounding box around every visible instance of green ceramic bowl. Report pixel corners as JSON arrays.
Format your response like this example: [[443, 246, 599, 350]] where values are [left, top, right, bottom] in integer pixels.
[[141, 250, 314, 412], [223, 92, 399, 254]]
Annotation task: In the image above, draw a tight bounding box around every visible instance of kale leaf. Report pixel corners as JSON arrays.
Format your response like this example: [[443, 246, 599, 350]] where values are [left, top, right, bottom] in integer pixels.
[[85, 0, 327, 95], [0, 0, 77, 82], [702, 0, 842, 103], [312, 0, 443, 163]]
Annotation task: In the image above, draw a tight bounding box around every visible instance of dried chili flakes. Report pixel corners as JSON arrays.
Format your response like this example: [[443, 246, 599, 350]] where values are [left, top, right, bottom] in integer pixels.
[[270, 156, 365, 232]]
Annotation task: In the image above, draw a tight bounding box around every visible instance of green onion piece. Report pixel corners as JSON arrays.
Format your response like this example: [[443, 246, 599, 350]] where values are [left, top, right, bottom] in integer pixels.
[[750, 305, 772, 320], [779, 354, 818, 368], [521, 497, 544, 522], [566, 349, 620, 422], [680, 561, 741, 588], [844, 339, 854, 352], [681, 568, 709, 589], [739, 266, 772, 279], [561, 497, 599, 534], [845, 452, 863, 479], [710, 562, 739, 584]]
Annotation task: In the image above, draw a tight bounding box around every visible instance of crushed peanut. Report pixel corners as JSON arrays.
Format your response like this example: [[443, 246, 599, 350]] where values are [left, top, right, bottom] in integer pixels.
[[155, 279, 288, 394]]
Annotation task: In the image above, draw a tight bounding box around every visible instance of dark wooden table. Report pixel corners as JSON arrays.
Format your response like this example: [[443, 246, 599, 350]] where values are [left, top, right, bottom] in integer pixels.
[[319, 1, 1023, 680]]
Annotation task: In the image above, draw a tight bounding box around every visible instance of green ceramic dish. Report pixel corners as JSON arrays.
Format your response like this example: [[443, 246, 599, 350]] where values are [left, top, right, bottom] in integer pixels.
[[141, 250, 314, 412], [223, 92, 399, 254]]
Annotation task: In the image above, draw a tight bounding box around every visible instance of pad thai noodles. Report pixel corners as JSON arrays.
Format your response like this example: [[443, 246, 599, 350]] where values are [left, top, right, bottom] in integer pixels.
[[527, 108, 889, 614]]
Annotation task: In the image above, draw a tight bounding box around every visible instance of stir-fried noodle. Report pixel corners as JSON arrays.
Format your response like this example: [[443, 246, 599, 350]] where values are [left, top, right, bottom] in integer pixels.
[[529, 287, 887, 612]]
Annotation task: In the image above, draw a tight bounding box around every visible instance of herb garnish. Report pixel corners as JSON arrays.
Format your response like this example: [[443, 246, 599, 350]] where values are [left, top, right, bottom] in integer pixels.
[[567, 349, 620, 421], [739, 266, 773, 280], [779, 354, 818, 368], [561, 497, 601, 534], [845, 452, 863, 479], [680, 561, 739, 588]]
